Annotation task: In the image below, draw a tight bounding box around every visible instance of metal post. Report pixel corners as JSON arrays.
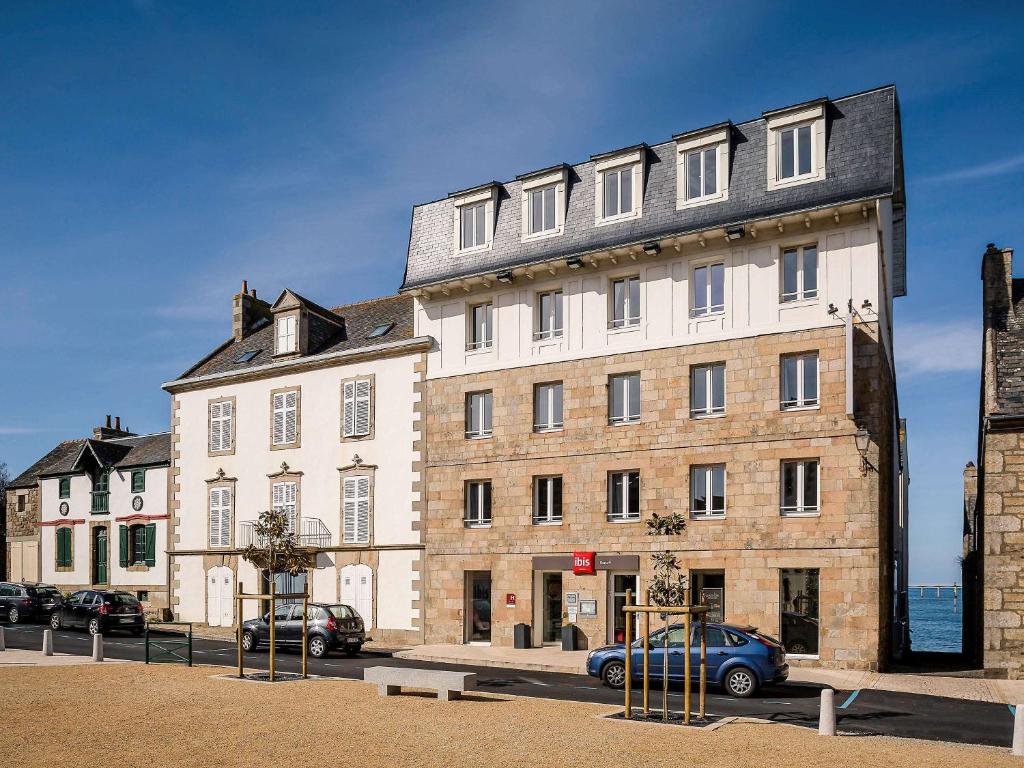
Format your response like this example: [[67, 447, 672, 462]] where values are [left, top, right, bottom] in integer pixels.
[[642, 588, 650, 715], [144, 625, 149, 664], [301, 588, 309, 679], [237, 583, 244, 679], [662, 613, 669, 722], [0, 626, 5, 652], [699, 614, 707, 720], [187, 623, 193, 667], [623, 590, 632, 720], [269, 580, 277, 683], [683, 612, 691, 725]]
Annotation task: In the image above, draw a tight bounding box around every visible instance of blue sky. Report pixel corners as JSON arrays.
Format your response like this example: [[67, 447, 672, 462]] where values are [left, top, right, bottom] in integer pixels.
[[2, 2, 1023, 584]]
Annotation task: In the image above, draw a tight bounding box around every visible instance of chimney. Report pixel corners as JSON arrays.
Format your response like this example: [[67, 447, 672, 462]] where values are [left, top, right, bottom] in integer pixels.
[[982, 243, 1015, 329], [233, 280, 272, 342], [93, 415, 136, 441]]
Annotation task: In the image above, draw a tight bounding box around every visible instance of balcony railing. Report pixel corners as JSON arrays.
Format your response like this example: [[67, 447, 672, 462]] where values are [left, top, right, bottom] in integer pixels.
[[238, 516, 331, 549]]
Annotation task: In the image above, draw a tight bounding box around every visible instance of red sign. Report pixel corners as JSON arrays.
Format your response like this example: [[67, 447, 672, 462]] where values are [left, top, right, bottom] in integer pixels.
[[572, 551, 596, 575], [505, 593, 516, 608]]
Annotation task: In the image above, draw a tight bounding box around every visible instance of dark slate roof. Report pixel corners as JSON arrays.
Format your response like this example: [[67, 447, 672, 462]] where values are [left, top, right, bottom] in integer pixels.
[[103, 432, 172, 469], [992, 279, 1024, 414], [8, 440, 86, 489], [402, 85, 905, 292], [175, 294, 414, 382]]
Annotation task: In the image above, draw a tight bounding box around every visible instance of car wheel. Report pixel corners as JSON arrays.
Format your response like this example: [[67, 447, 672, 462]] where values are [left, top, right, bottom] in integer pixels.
[[308, 635, 328, 659], [787, 640, 808, 655], [50, 612, 62, 630], [8, 607, 20, 624], [343, 644, 362, 657], [87, 618, 101, 636], [241, 631, 257, 652], [724, 666, 758, 698], [602, 660, 627, 689]]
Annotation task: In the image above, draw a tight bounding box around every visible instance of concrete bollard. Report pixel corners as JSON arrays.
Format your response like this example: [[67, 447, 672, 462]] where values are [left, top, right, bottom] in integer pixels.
[[0, 626, 5, 652], [1013, 704, 1023, 757], [92, 633, 104, 663], [818, 688, 836, 736], [42, 629, 53, 656]]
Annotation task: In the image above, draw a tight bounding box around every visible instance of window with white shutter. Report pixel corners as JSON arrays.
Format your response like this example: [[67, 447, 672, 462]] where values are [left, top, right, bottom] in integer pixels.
[[276, 315, 297, 354], [209, 488, 232, 548], [209, 400, 233, 453], [272, 389, 299, 446], [343, 475, 370, 544], [343, 379, 372, 438], [272, 481, 297, 534]]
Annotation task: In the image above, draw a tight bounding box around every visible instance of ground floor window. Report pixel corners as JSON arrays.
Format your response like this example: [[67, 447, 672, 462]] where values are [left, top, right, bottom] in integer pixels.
[[466, 571, 491, 643], [780, 568, 819, 656], [608, 572, 638, 643], [690, 570, 725, 623]]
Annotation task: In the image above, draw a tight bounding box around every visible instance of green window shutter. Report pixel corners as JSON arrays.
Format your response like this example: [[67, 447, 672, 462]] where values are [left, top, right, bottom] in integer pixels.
[[56, 529, 67, 567], [119, 525, 129, 567], [145, 523, 156, 567]]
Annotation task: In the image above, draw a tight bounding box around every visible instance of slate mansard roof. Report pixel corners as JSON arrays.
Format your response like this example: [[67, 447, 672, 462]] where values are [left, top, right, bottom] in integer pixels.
[[402, 85, 906, 294], [170, 293, 416, 385], [8, 432, 171, 489], [991, 278, 1024, 415]]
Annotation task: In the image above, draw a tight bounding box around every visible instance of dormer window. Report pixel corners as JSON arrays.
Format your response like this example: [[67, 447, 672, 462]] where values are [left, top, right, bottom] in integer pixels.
[[276, 315, 297, 355], [765, 101, 826, 190], [519, 165, 567, 243], [675, 124, 730, 210], [593, 147, 644, 225], [451, 184, 497, 254]]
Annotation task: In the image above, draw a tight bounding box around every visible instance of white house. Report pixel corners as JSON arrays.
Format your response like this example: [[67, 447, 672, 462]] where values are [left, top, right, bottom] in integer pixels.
[[163, 285, 429, 645]]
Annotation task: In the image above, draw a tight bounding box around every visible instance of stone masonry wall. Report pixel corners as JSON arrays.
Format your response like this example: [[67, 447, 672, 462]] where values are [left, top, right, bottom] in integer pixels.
[[423, 322, 893, 669]]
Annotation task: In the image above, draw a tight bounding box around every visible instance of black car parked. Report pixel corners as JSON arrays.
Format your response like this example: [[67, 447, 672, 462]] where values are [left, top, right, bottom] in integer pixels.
[[0, 582, 64, 624], [50, 590, 145, 636], [241, 602, 366, 658]]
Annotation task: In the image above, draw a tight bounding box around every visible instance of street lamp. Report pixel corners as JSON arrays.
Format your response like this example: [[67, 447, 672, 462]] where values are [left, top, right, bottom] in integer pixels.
[[855, 428, 871, 475]]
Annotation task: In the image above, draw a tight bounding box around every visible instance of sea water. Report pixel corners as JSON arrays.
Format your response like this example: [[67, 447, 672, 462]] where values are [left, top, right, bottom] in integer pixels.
[[908, 586, 962, 653]]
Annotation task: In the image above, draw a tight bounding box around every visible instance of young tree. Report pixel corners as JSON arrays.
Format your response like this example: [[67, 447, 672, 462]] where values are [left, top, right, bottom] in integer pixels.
[[648, 551, 688, 607], [240, 508, 315, 577]]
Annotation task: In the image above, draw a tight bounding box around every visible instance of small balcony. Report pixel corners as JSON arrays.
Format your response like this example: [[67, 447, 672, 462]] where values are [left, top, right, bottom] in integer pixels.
[[238, 517, 331, 549]]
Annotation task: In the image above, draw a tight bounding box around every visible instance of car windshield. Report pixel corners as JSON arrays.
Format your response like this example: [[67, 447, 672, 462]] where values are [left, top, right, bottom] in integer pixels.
[[106, 593, 139, 606], [325, 605, 355, 620], [28, 587, 62, 599]]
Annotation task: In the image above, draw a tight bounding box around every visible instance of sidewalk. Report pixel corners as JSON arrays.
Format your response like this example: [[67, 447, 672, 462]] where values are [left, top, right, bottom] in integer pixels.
[[395, 643, 1024, 704], [0, 649, 131, 667]]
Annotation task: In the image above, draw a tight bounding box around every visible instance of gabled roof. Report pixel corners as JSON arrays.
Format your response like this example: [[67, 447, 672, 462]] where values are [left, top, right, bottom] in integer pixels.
[[10, 432, 172, 489], [7, 440, 86, 490], [171, 294, 416, 384], [401, 85, 905, 294]]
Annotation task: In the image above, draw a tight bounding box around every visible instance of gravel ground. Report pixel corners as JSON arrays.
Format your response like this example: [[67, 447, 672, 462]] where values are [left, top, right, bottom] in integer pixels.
[[0, 664, 1015, 767]]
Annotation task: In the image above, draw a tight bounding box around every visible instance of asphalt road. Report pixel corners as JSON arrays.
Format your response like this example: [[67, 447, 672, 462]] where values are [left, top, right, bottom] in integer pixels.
[[1, 622, 1016, 749]]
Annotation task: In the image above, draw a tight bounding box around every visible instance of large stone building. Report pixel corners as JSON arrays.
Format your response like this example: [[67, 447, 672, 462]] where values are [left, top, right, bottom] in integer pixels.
[[162, 285, 428, 645], [963, 243, 1024, 679], [402, 85, 910, 668]]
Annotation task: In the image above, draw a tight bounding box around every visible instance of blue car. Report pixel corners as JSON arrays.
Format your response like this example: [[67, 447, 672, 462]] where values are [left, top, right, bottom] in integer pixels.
[[586, 622, 789, 698]]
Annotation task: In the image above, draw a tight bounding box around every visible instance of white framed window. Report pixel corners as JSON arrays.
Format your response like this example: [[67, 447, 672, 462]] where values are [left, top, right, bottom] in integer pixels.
[[272, 481, 297, 535], [467, 302, 493, 351], [691, 363, 725, 417], [675, 126, 729, 209], [272, 389, 299, 445], [766, 102, 826, 190], [209, 400, 233, 452], [609, 276, 640, 329], [594, 148, 643, 225], [781, 353, 819, 410], [466, 390, 493, 438], [533, 476, 563, 525], [520, 167, 567, 242], [529, 185, 557, 235], [608, 470, 640, 522], [276, 315, 297, 355], [685, 146, 717, 200], [464, 480, 492, 528], [535, 290, 563, 340], [691, 464, 726, 517], [208, 488, 232, 548], [781, 459, 819, 516], [452, 185, 497, 253], [343, 379, 371, 438], [343, 475, 370, 543], [534, 382, 563, 432], [691, 262, 725, 317], [781, 245, 818, 302], [608, 372, 640, 425]]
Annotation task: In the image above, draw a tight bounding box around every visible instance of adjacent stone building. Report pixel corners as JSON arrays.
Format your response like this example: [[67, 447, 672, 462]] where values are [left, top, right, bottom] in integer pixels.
[[963, 243, 1024, 679], [403, 85, 910, 668]]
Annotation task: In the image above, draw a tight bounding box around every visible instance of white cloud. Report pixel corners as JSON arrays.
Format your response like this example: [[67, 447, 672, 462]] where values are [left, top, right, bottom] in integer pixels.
[[896, 319, 980, 376], [920, 153, 1024, 183]]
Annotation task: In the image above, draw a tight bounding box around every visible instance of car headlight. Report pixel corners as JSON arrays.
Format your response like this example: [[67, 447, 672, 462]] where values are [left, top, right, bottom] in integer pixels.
[[587, 650, 596, 663]]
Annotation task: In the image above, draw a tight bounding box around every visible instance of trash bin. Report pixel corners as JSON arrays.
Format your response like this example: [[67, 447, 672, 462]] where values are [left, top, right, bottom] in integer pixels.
[[561, 623, 579, 651], [513, 623, 531, 649]]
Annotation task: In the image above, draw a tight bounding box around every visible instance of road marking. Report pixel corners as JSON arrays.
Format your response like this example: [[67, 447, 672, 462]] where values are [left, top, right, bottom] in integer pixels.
[[838, 690, 860, 709], [523, 678, 551, 687]]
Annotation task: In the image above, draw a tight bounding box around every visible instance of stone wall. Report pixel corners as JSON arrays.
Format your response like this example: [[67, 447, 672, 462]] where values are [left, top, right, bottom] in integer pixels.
[[423, 322, 894, 669]]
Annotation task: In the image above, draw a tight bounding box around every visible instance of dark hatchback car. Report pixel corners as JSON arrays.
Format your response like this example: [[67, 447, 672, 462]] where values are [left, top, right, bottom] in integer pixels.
[[586, 622, 789, 698], [50, 590, 145, 636], [241, 602, 366, 658], [0, 582, 64, 624]]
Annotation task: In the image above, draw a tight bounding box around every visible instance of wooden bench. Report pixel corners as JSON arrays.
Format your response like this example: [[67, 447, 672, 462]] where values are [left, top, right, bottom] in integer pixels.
[[363, 665, 476, 702]]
